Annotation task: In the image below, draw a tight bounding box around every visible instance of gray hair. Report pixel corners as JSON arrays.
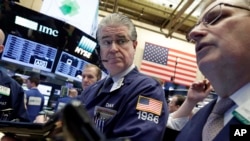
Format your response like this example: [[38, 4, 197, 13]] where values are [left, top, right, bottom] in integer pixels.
[[96, 13, 137, 41], [0, 29, 5, 45]]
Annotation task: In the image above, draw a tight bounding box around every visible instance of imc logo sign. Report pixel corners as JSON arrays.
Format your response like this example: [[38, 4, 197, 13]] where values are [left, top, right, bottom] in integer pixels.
[[14, 16, 59, 37], [38, 25, 59, 37], [230, 125, 250, 141]]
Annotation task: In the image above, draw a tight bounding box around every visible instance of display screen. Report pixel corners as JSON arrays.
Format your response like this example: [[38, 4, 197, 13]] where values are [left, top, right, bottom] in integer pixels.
[[2, 34, 57, 72], [37, 83, 53, 106], [55, 51, 89, 82]]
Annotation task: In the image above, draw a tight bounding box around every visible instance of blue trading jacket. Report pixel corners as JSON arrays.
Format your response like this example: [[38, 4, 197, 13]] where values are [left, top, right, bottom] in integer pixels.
[[26, 88, 44, 122], [79, 68, 169, 141], [0, 70, 30, 122]]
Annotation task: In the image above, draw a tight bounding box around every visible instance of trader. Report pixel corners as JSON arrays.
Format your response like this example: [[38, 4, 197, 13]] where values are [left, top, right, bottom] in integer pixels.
[[79, 13, 168, 141], [176, 0, 250, 140]]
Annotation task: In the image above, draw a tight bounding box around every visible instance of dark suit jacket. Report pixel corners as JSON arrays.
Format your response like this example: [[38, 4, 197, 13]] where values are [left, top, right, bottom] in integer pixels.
[[176, 99, 241, 141]]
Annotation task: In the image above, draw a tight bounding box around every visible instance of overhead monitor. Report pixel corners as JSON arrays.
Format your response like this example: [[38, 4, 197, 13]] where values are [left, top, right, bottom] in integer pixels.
[[2, 34, 57, 72], [54, 51, 89, 82]]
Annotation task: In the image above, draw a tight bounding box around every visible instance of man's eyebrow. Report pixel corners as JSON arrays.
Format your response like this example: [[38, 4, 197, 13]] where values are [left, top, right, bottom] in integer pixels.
[[100, 35, 127, 40], [116, 35, 126, 38], [101, 36, 111, 40]]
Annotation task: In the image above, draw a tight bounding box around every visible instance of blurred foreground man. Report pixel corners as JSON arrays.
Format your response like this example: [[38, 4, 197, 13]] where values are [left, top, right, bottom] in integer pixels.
[[0, 29, 29, 122], [176, 0, 250, 141]]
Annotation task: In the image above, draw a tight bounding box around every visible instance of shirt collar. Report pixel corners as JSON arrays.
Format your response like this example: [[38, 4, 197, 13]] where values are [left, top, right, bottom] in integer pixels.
[[109, 64, 135, 82], [229, 82, 250, 106]]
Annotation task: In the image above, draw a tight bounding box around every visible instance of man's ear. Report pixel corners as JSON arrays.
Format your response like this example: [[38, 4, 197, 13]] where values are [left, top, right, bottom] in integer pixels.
[[176, 105, 181, 109], [0, 45, 4, 53], [133, 40, 137, 49]]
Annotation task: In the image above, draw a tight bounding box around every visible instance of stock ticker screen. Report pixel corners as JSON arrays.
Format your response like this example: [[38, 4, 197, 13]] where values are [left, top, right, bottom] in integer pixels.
[[54, 51, 89, 82], [2, 34, 57, 72]]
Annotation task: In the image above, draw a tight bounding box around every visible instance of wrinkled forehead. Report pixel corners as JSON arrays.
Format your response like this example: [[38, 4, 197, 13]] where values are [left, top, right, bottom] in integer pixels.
[[199, 0, 247, 19], [83, 67, 97, 75]]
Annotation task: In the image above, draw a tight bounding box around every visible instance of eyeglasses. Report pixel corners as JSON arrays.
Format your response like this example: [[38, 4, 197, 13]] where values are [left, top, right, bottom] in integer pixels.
[[99, 38, 131, 48], [186, 3, 250, 42]]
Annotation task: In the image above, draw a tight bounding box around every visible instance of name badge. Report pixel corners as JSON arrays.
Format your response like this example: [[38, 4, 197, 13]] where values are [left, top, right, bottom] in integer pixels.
[[233, 99, 250, 125], [0, 85, 10, 96], [94, 106, 117, 119], [28, 96, 42, 106]]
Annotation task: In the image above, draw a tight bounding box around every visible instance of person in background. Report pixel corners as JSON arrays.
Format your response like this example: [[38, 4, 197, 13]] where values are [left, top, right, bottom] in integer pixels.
[[25, 76, 44, 122], [54, 88, 78, 112], [11, 76, 23, 86], [164, 80, 212, 141], [79, 13, 168, 141], [81, 64, 102, 90], [0, 29, 29, 122], [33, 64, 103, 123], [167, 80, 212, 131], [168, 94, 186, 114], [176, 0, 250, 140]]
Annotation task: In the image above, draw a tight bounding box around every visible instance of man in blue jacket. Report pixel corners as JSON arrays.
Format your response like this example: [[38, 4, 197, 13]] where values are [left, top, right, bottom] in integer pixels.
[[54, 88, 78, 112], [25, 76, 44, 122], [0, 29, 29, 122], [79, 13, 168, 141], [176, 0, 250, 141]]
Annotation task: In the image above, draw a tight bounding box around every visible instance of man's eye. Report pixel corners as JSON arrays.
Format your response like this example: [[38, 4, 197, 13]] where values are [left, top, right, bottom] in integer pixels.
[[102, 40, 112, 45], [204, 10, 222, 25], [117, 39, 126, 45]]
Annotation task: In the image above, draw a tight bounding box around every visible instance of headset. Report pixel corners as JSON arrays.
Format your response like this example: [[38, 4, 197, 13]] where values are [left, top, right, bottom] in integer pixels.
[[94, 44, 108, 73]]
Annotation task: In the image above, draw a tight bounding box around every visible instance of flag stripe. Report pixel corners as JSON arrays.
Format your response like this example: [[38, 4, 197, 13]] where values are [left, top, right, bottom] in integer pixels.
[[168, 53, 196, 63], [141, 61, 196, 83], [169, 48, 196, 58], [140, 42, 197, 86]]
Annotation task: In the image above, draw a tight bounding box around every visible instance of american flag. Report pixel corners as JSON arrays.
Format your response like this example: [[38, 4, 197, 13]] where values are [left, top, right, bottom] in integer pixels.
[[140, 42, 197, 86], [136, 95, 163, 116]]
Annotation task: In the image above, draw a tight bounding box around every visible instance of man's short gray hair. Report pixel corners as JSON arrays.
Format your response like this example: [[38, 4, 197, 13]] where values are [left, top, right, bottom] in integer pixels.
[[96, 13, 137, 41]]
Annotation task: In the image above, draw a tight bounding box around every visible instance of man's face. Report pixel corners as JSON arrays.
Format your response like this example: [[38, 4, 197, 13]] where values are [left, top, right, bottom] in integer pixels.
[[168, 96, 179, 113], [188, 0, 250, 80], [82, 67, 99, 89], [98, 25, 137, 76], [26, 80, 32, 89]]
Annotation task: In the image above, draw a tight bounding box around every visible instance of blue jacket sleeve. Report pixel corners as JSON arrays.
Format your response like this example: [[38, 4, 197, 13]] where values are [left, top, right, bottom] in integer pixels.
[[11, 81, 30, 122]]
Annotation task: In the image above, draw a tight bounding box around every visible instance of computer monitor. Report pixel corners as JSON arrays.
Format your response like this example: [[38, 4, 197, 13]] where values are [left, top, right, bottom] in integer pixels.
[[37, 83, 53, 106], [2, 34, 57, 72], [54, 51, 90, 82]]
